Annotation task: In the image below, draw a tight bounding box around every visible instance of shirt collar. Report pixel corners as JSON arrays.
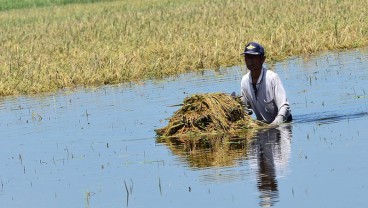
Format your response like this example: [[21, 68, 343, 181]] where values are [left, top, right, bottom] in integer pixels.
[[248, 67, 265, 84]]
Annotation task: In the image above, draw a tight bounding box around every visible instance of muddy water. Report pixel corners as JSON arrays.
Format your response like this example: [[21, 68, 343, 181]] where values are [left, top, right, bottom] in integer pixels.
[[0, 48, 367, 207]]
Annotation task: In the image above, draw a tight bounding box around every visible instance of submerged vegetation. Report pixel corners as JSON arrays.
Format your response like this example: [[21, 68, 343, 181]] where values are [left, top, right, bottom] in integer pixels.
[[0, 0, 368, 96], [155, 93, 264, 137]]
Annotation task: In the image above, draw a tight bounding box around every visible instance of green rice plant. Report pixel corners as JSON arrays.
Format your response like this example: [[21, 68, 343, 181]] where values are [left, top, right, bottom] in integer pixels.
[[0, 0, 116, 11], [0, 0, 367, 96]]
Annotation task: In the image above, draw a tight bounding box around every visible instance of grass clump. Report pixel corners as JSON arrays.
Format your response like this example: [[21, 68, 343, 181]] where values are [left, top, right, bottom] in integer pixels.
[[155, 93, 265, 138], [0, 0, 368, 96]]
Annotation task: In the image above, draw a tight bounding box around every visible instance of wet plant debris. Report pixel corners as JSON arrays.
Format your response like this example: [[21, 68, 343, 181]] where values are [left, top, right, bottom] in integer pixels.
[[155, 93, 265, 137]]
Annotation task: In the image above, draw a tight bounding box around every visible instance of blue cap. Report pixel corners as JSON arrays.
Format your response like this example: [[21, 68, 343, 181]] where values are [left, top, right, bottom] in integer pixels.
[[241, 42, 265, 56]]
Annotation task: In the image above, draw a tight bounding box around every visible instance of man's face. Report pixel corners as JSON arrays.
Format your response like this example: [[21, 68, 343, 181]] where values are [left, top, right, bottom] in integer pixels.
[[244, 54, 265, 71]]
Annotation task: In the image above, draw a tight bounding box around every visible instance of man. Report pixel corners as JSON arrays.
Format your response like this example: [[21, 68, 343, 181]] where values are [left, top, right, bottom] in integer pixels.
[[240, 42, 292, 125]]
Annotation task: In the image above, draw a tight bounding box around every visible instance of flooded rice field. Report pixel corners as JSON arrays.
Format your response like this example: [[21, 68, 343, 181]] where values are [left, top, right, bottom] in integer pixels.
[[1, 48, 368, 207]]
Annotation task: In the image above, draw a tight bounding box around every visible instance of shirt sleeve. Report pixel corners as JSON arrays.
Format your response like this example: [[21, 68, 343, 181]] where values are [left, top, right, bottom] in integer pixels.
[[240, 78, 252, 109], [273, 75, 291, 121]]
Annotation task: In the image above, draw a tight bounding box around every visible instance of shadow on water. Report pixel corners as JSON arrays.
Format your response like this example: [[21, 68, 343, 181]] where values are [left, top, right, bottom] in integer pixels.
[[158, 124, 292, 207]]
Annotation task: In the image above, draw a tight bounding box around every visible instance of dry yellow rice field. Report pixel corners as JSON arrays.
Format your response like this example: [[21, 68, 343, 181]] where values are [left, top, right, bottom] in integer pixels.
[[0, 0, 367, 96]]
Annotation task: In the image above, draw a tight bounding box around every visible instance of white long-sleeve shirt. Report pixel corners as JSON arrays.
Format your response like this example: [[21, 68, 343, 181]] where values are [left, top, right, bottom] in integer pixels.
[[241, 67, 291, 124]]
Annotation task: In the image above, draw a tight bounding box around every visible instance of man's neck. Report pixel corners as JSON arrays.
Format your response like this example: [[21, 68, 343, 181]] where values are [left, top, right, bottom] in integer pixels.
[[251, 67, 262, 84]]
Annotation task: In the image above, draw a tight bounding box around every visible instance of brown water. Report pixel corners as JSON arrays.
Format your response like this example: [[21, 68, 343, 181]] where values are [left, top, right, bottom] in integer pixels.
[[0, 48, 367, 207]]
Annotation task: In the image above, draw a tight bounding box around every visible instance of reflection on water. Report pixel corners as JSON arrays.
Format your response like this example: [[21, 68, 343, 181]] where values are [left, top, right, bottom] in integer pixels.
[[157, 133, 251, 168], [248, 125, 292, 207], [158, 124, 292, 207]]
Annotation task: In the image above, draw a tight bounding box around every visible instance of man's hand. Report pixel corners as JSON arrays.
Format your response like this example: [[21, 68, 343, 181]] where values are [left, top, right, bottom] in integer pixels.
[[231, 92, 253, 115], [230, 92, 253, 115], [245, 108, 253, 115], [271, 115, 284, 125]]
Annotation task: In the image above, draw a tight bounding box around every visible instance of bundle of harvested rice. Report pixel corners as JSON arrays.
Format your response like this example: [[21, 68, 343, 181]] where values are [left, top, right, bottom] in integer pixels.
[[155, 93, 264, 137]]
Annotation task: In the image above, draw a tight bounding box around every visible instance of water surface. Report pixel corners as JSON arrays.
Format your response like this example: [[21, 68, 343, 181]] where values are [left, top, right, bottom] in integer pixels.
[[0, 48, 367, 207]]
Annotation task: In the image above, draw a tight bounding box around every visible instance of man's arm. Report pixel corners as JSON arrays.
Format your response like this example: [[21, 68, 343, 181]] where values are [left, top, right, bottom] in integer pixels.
[[271, 75, 291, 125], [240, 79, 253, 115]]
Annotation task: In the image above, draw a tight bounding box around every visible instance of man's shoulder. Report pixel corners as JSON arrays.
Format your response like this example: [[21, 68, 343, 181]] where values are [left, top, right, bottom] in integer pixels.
[[264, 69, 280, 80], [241, 72, 250, 82], [241, 73, 250, 88]]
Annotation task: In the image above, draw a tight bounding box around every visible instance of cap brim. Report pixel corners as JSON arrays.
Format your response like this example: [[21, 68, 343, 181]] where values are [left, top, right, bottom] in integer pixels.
[[241, 51, 262, 56]]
